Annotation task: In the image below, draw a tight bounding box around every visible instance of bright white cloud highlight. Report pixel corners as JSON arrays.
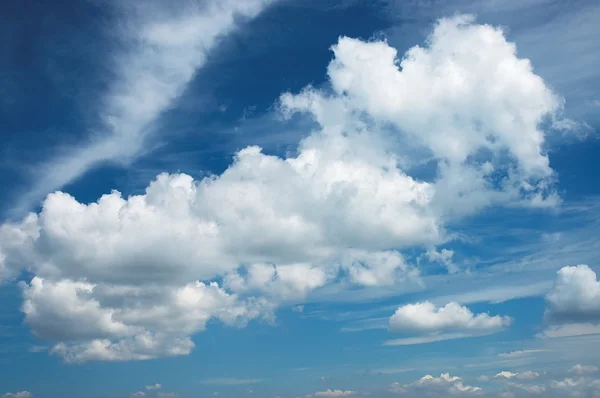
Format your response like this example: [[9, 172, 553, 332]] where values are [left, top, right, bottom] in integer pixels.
[[12, 0, 274, 215], [389, 301, 511, 333], [545, 265, 600, 322]]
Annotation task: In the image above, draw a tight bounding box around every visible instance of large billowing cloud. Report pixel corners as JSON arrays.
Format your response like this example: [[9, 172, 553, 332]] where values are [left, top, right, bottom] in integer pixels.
[[0, 14, 570, 361], [538, 265, 600, 339]]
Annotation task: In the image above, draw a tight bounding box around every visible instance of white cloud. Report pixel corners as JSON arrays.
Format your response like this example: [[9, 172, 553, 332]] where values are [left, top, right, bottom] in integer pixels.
[[498, 350, 548, 358], [538, 265, 600, 339], [314, 389, 356, 397], [494, 371, 540, 381], [389, 301, 511, 333], [11, 0, 274, 216], [544, 265, 600, 323], [384, 332, 486, 346], [145, 384, 161, 391], [424, 248, 458, 274], [517, 371, 541, 380], [537, 323, 600, 339], [569, 364, 599, 375], [0, 14, 570, 362], [496, 371, 518, 379], [2, 393, 33, 398], [283, 15, 567, 218], [390, 373, 483, 395], [131, 393, 145, 398]]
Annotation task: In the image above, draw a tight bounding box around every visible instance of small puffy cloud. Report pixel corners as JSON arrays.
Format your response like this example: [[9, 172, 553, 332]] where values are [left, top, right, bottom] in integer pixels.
[[389, 301, 511, 333], [145, 384, 161, 391], [131, 393, 145, 398], [314, 389, 356, 397], [539, 265, 600, 339], [390, 373, 483, 395], [496, 372, 518, 379]]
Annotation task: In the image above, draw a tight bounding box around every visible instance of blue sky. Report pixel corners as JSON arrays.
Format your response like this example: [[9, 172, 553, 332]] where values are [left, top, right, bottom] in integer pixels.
[[1, 1, 600, 397]]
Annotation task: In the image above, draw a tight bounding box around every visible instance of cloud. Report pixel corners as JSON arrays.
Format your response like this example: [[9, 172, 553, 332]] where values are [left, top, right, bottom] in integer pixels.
[[544, 265, 600, 323], [10, 0, 274, 216], [0, 14, 571, 362], [389, 373, 483, 396], [538, 265, 600, 339], [537, 323, 600, 339], [569, 364, 599, 375], [389, 301, 511, 333], [498, 350, 548, 358], [283, 15, 568, 218], [145, 384, 161, 391], [314, 390, 356, 397], [156, 393, 177, 398], [496, 371, 518, 379], [2, 393, 32, 398], [495, 371, 540, 381], [517, 372, 541, 381], [131, 393, 145, 398], [423, 248, 458, 274]]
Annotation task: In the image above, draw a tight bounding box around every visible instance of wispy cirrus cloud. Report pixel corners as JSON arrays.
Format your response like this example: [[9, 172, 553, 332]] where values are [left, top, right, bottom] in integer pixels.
[[10, 0, 274, 216]]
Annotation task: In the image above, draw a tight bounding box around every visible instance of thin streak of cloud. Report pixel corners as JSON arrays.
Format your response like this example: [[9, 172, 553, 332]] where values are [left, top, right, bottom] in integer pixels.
[[10, 0, 274, 217]]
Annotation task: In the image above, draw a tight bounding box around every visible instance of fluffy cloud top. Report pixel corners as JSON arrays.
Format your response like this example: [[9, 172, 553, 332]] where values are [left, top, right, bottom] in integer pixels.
[[389, 301, 511, 333], [0, 14, 567, 361], [538, 265, 600, 339], [545, 265, 600, 322]]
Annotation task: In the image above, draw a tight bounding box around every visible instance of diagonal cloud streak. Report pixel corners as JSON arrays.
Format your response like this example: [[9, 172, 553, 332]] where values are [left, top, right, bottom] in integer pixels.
[[11, 0, 274, 216]]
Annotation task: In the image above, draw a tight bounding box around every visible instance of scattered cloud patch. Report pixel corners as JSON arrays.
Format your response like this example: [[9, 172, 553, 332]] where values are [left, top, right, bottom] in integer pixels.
[[390, 373, 483, 395], [314, 389, 356, 397]]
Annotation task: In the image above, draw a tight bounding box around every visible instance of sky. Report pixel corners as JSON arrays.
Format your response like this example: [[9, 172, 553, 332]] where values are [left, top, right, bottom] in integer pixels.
[[1, 0, 600, 397]]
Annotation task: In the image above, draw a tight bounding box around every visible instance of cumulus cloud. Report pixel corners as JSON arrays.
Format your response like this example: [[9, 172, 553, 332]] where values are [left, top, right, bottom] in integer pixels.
[[314, 389, 356, 397], [496, 372, 518, 379], [389, 373, 483, 396], [538, 265, 600, 339], [389, 301, 511, 334], [0, 14, 569, 361], [544, 265, 600, 323], [145, 384, 161, 391]]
